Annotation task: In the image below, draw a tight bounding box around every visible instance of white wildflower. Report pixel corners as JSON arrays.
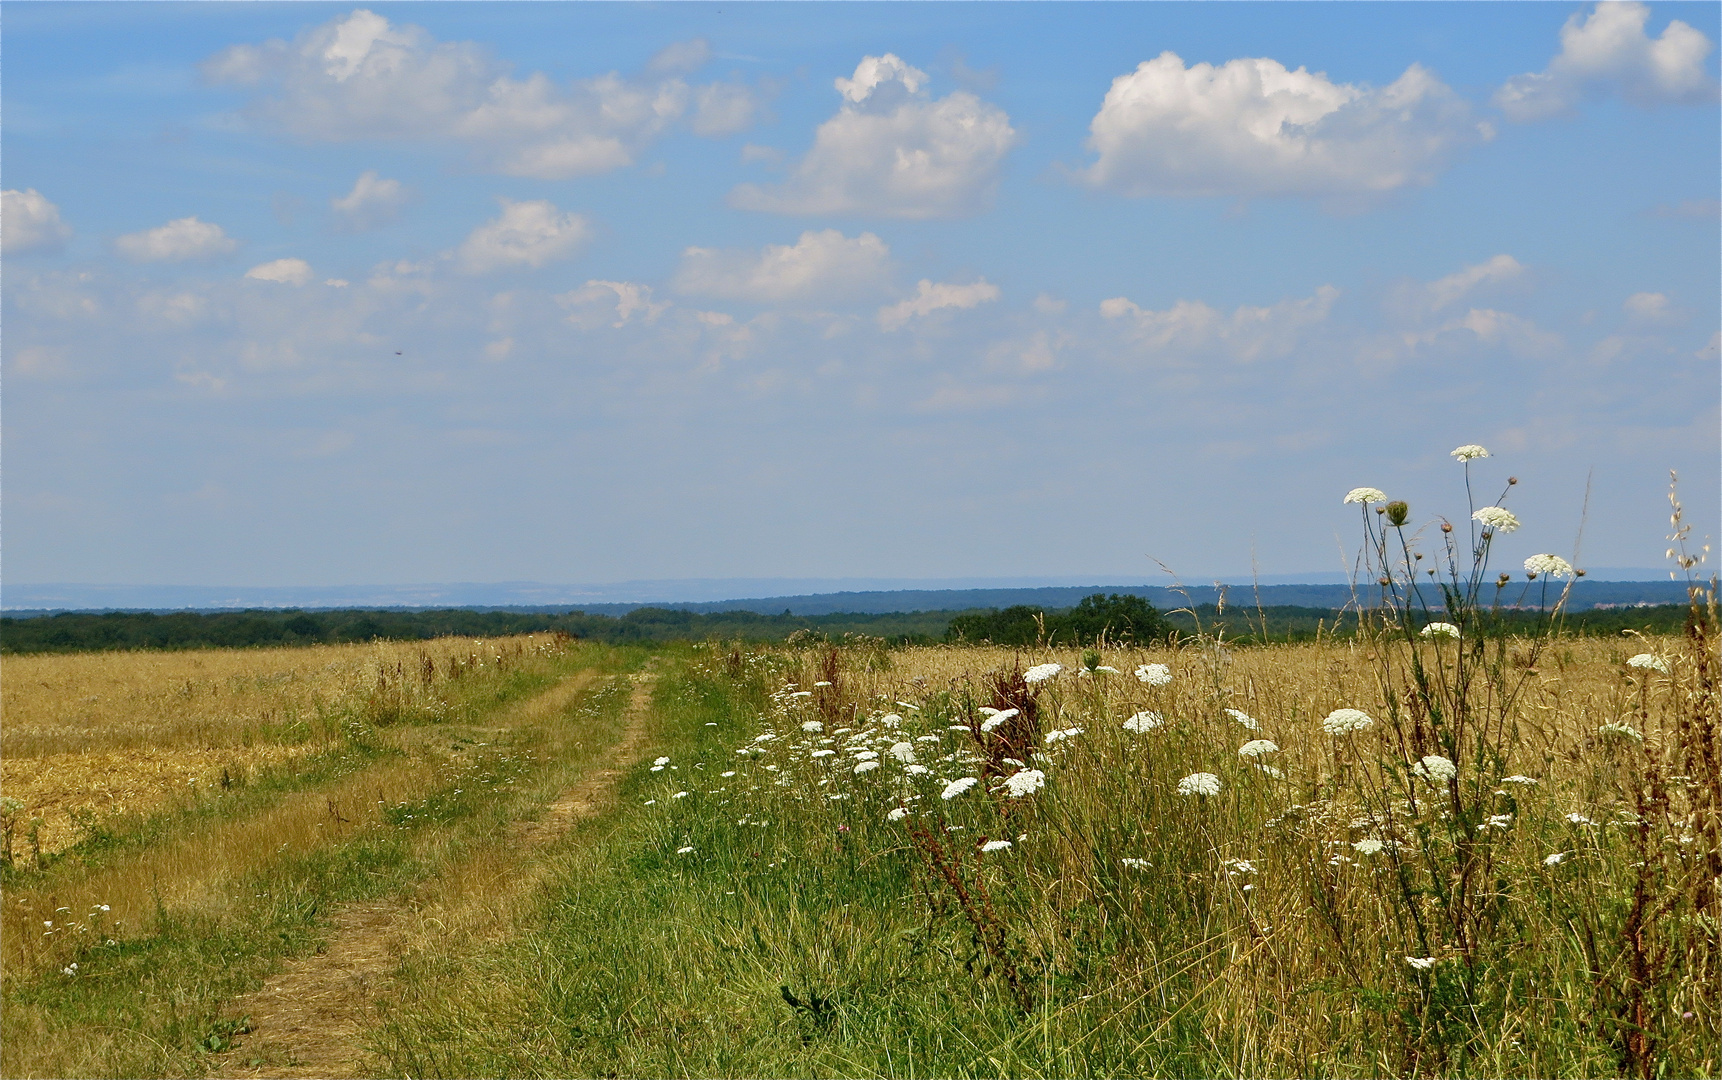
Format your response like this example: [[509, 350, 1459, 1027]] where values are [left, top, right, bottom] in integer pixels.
[[813, 681, 833, 687], [880, 713, 903, 728], [1523, 554, 1575, 579], [672, 791, 689, 799], [895, 701, 919, 710], [1405, 956, 1438, 971], [916, 734, 941, 743], [720, 771, 736, 778], [653, 757, 671, 766], [941, 777, 980, 800], [980, 840, 1012, 854], [1224, 708, 1260, 731], [1413, 755, 1458, 783], [1565, 812, 1596, 826], [1472, 506, 1520, 533], [1224, 858, 1255, 874], [650, 765, 666, 772], [810, 749, 836, 758], [1479, 813, 1513, 831], [853, 750, 879, 761], [1122, 711, 1163, 733], [887, 807, 909, 822], [1177, 772, 1222, 797], [1450, 444, 1490, 462], [1322, 708, 1375, 735], [1344, 487, 1388, 505], [789, 690, 812, 698], [1353, 838, 1386, 855], [801, 720, 824, 733], [1238, 740, 1279, 758], [1502, 775, 1539, 785], [1135, 663, 1172, 686], [1024, 663, 1062, 683], [1120, 857, 1150, 869], [753, 733, 777, 744], [1626, 654, 1670, 675], [1043, 727, 1084, 744], [1597, 721, 1643, 742], [854, 760, 881, 774], [905, 763, 930, 776], [1254, 763, 1284, 778], [1095, 665, 1121, 674], [979, 707, 1019, 733], [1543, 851, 1568, 866], [1003, 769, 1046, 797], [1420, 622, 1460, 640], [675, 845, 694, 855], [888, 741, 917, 764]]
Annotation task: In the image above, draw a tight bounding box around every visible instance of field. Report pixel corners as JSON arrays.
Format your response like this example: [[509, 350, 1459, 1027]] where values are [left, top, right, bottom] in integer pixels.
[[2, 588, 1716, 1077]]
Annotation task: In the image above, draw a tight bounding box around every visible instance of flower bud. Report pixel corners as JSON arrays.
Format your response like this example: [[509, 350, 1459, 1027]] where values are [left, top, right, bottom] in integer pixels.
[[1508, 477, 1518, 485], [1440, 522, 1453, 533], [1386, 501, 1410, 526]]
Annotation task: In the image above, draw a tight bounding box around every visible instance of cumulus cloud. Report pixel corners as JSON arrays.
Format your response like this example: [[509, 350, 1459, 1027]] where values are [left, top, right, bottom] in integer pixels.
[[203, 10, 760, 178], [114, 216, 239, 262], [1079, 52, 1477, 199], [330, 170, 409, 230], [1099, 285, 1339, 362], [1496, 2, 1715, 121], [877, 279, 1000, 330], [672, 229, 891, 303], [558, 280, 671, 329], [730, 53, 1016, 218], [2, 189, 73, 254], [245, 258, 316, 286], [459, 198, 591, 274], [1391, 253, 1526, 320], [1624, 291, 1675, 322]]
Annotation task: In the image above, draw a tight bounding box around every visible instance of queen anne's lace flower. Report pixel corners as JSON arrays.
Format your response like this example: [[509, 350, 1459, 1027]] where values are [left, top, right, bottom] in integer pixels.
[[1597, 721, 1643, 742], [1420, 622, 1460, 640], [888, 741, 916, 763], [675, 845, 695, 855], [887, 807, 909, 822], [1626, 654, 1670, 675], [801, 720, 824, 733], [1472, 506, 1520, 532], [1024, 663, 1062, 683], [1177, 772, 1221, 797], [941, 777, 979, 800], [980, 840, 1012, 853], [1322, 708, 1374, 734], [1003, 769, 1045, 797], [1122, 711, 1163, 733], [1043, 727, 1083, 744], [1501, 775, 1539, 785], [979, 707, 1019, 733], [1135, 663, 1172, 686], [1353, 838, 1386, 855], [1523, 554, 1575, 579], [1451, 444, 1490, 461], [1406, 956, 1438, 971], [1413, 755, 1458, 783], [1344, 487, 1387, 504], [1238, 740, 1279, 757], [1224, 708, 1260, 730], [853, 760, 881, 774], [1120, 857, 1150, 869], [1543, 851, 1568, 865]]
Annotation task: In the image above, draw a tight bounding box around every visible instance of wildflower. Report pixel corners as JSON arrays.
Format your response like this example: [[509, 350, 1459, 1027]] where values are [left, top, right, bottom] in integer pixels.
[[1502, 775, 1539, 785], [643, 799, 656, 805], [1322, 708, 1375, 734], [1024, 663, 1062, 683], [1003, 769, 1046, 797], [854, 760, 881, 774], [1177, 772, 1222, 797], [1120, 857, 1150, 869], [887, 807, 909, 822], [1544, 851, 1568, 866], [1626, 653, 1671, 675], [916, 734, 941, 743], [853, 750, 879, 761], [905, 764, 930, 776], [1597, 721, 1643, 742], [1044, 727, 1084, 744], [1135, 663, 1172, 686], [1225, 708, 1260, 730], [980, 840, 1012, 853], [1420, 622, 1460, 640], [801, 720, 824, 733], [675, 845, 694, 855], [1238, 740, 1279, 757], [1523, 553, 1575, 579], [1479, 813, 1513, 831], [653, 756, 671, 766], [1224, 858, 1255, 875], [941, 777, 980, 800], [814, 681, 832, 687], [1344, 487, 1387, 505], [1450, 444, 1490, 461], [672, 791, 689, 799], [1565, 812, 1596, 826], [979, 707, 1019, 733], [810, 749, 836, 758], [895, 701, 920, 710], [1472, 506, 1520, 532], [1353, 838, 1386, 855], [1405, 956, 1438, 971], [753, 733, 777, 744], [1123, 711, 1163, 733], [888, 741, 916, 763], [720, 770, 736, 778], [650, 764, 666, 772], [1413, 755, 1458, 783], [880, 713, 903, 728], [1094, 665, 1121, 674], [1254, 763, 1284, 778], [61, 963, 78, 977]]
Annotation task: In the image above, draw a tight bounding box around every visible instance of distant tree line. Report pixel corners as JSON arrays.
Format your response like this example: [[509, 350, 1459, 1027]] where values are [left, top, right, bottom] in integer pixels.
[[0, 597, 1690, 655]]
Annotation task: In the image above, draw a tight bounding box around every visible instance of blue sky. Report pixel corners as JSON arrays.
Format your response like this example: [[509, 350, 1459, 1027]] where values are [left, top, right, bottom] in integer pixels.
[[4, 1, 1717, 591]]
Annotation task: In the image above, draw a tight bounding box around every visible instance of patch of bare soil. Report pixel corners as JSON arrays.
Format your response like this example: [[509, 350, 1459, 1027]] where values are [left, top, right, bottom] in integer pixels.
[[226, 672, 656, 1079]]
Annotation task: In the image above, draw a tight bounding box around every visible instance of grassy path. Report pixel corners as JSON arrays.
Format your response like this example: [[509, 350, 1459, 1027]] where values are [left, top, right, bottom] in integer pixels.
[[227, 671, 658, 1077]]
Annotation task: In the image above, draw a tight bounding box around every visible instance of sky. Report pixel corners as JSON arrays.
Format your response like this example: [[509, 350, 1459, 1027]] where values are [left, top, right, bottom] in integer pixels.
[[4, 1, 1718, 593]]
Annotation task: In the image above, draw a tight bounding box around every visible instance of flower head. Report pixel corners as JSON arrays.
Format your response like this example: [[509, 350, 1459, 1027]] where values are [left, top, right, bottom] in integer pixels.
[[1501, 775, 1540, 785], [1597, 721, 1643, 742], [1122, 711, 1163, 733], [1626, 653, 1671, 675], [1543, 851, 1568, 866], [675, 845, 694, 855], [1523, 554, 1575, 579], [1472, 506, 1520, 533], [1238, 740, 1279, 758], [1003, 769, 1046, 797], [801, 720, 824, 733], [1176, 772, 1222, 797], [980, 839, 1012, 854], [1353, 838, 1386, 855], [887, 807, 909, 822], [1344, 487, 1388, 505], [1451, 444, 1490, 462], [1043, 726, 1083, 744], [1413, 755, 1457, 784], [1322, 708, 1375, 735], [888, 741, 917, 764], [1135, 663, 1172, 686], [1024, 663, 1062, 683], [979, 707, 1019, 733], [653, 756, 671, 766], [1406, 956, 1438, 971], [941, 777, 980, 801], [853, 760, 881, 774], [1225, 708, 1261, 730], [1419, 622, 1460, 640]]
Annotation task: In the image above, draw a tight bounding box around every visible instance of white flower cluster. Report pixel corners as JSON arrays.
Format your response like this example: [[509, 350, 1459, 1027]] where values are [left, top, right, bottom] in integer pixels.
[[1122, 711, 1163, 733], [1412, 755, 1457, 784], [1024, 663, 1062, 684], [1626, 653, 1670, 675], [1135, 663, 1172, 686], [1224, 708, 1260, 731], [1450, 444, 1490, 462], [1237, 740, 1279, 758], [1472, 506, 1520, 533], [1419, 622, 1460, 640], [1523, 554, 1575, 579], [1344, 487, 1387, 505], [1002, 769, 1046, 797], [1596, 721, 1643, 742], [1176, 772, 1221, 797], [1322, 708, 1374, 735]]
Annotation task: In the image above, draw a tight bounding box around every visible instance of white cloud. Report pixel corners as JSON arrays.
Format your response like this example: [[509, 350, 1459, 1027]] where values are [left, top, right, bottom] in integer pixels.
[[1415, 254, 1525, 315], [1079, 52, 1476, 199], [2, 189, 72, 254], [1100, 286, 1339, 362], [203, 10, 759, 178], [114, 216, 238, 262], [1496, 2, 1715, 121], [558, 280, 671, 329], [1454, 309, 1562, 353], [877, 279, 1000, 330], [245, 258, 315, 286], [330, 170, 409, 230], [459, 198, 591, 274], [1623, 291, 1675, 322], [730, 53, 1016, 218], [672, 229, 891, 303]]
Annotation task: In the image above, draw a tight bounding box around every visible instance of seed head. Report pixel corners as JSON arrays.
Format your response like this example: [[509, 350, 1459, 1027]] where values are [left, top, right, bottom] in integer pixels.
[[1440, 522, 1453, 533], [1386, 501, 1410, 526]]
